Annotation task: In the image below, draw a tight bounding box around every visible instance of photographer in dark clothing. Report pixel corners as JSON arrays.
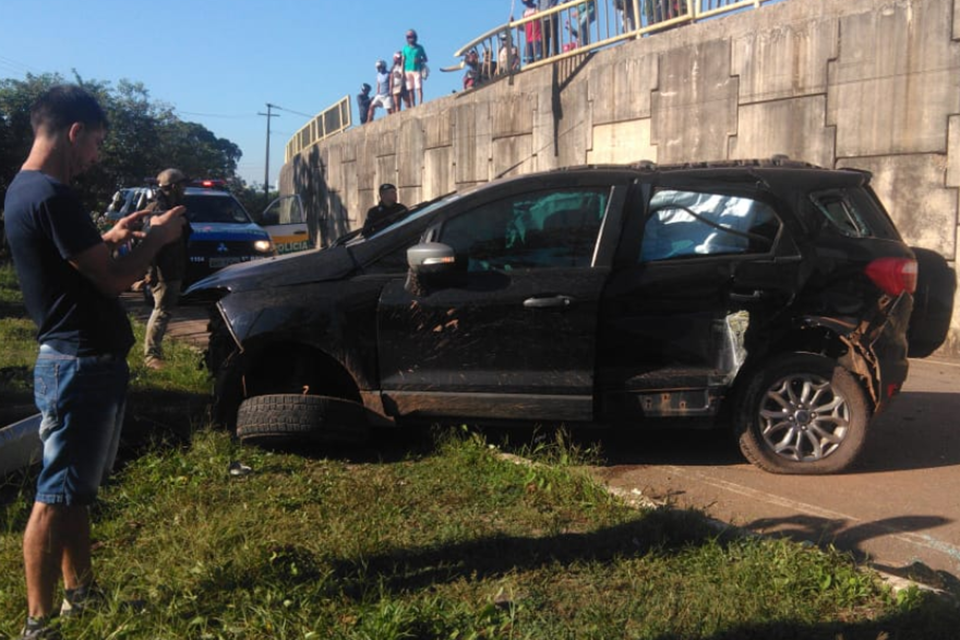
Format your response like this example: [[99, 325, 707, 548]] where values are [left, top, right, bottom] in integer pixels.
[[143, 168, 191, 369], [362, 183, 408, 236]]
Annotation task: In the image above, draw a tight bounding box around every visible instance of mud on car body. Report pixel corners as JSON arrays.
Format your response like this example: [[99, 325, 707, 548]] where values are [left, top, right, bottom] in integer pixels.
[[188, 159, 955, 474]]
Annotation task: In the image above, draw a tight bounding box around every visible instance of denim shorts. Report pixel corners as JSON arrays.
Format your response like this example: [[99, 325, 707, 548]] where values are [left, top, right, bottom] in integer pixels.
[[33, 344, 129, 506]]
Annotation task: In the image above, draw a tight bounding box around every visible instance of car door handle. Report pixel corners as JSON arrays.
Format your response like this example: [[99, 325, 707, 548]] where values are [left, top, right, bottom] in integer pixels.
[[293, 230, 308, 235], [730, 290, 763, 301], [523, 295, 575, 309]]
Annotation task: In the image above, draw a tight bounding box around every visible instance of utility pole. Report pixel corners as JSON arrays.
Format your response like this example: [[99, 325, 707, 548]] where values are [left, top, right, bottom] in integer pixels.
[[258, 103, 280, 203]]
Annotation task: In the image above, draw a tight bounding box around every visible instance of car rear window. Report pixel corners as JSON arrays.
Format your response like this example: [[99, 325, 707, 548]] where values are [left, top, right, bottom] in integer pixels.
[[640, 189, 780, 261], [183, 195, 252, 224], [809, 188, 900, 240]]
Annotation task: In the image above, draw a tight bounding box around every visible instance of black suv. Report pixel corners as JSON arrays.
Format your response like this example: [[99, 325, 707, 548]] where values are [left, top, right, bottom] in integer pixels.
[[188, 160, 955, 474]]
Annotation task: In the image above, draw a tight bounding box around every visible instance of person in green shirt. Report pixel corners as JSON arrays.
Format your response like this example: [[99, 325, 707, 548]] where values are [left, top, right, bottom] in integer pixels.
[[401, 29, 428, 107]]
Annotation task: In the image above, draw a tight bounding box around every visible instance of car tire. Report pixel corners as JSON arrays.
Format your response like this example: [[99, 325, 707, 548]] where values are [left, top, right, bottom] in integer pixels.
[[736, 353, 870, 475], [235, 394, 369, 446]]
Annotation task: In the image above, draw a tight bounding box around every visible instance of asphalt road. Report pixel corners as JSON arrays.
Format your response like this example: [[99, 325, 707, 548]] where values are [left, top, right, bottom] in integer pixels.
[[145, 296, 960, 588], [589, 356, 960, 590]]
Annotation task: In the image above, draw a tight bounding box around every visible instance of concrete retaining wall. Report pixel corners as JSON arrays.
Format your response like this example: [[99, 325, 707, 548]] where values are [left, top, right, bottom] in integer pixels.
[[281, 0, 960, 356]]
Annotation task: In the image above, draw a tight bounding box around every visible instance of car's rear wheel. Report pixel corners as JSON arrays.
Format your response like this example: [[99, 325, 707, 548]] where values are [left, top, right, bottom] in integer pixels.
[[235, 394, 369, 447], [736, 354, 870, 475]]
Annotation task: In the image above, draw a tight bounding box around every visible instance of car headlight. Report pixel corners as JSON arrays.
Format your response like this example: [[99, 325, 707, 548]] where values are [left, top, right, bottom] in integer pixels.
[[253, 239, 273, 253]]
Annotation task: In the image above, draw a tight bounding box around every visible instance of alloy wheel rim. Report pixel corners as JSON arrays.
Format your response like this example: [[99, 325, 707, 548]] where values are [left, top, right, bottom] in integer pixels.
[[758, 373, 849, 462]]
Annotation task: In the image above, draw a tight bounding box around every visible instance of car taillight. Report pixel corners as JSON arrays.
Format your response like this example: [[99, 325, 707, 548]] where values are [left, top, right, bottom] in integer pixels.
[[865, 258, 917, 296]]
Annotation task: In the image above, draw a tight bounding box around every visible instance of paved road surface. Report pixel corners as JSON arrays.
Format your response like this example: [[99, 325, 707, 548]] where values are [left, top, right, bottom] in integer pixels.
[[589, 357, 960, 590], [145, 295, 960, 588]]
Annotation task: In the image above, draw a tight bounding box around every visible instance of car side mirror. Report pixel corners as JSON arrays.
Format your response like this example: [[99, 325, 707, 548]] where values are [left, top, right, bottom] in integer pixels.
[[405, 242, 458, 296], [407, 242, 457, 275]]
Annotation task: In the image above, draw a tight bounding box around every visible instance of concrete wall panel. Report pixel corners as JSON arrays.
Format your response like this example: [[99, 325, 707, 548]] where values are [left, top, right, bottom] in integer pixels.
[[955, 0, 960, 39], [423, 146, 455, 200], [948, 115, 960, 188], [531, 85, 559, 173], [493, 90, 536, 139], [829, 0, 960, 156], [396, 119, 425, 189], [555, 76, 592, 167], [651, 40, 738, 163], [588, 54, 658, 125], [733, 18, 837, 103], [424, 107, 453, 149], [454, 102, 492, 184], [839, 154, 957, 257], [492, 134, 535, 179], [730, 96, 834, 167], [587, 119, 656, 165]]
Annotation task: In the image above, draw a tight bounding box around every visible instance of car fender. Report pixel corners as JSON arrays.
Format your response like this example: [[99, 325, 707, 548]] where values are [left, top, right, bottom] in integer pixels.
[[794, 314, 881, 405]]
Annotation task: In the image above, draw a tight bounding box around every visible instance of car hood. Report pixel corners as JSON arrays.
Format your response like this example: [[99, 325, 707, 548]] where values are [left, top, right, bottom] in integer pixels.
[[188, 221, 270, 240], [185, 245, 358, 295]]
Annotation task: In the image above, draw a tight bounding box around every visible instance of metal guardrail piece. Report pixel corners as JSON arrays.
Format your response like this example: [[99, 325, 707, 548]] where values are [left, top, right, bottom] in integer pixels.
[[284, 96, 352, 163]]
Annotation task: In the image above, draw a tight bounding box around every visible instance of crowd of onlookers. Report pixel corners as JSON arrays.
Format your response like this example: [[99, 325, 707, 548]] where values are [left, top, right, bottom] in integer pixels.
[[357, 1, 687, 123], [357, 29, 429, 125]]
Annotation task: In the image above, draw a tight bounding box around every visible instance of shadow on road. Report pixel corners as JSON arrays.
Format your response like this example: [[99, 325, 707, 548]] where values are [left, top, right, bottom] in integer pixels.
[[741, 511, 960, 596], [856, 391, 960, 473]]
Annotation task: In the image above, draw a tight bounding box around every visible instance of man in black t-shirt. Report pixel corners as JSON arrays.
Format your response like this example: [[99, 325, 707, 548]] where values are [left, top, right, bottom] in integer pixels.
[[362, 183, 408, 236], [357, 83, 372, 125], [3, 85, 186, 639]]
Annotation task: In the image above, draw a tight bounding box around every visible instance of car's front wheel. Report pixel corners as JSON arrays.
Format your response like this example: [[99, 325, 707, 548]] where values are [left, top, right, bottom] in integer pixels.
[[235, 394, 370, 447], [736, 353, 870, 475]]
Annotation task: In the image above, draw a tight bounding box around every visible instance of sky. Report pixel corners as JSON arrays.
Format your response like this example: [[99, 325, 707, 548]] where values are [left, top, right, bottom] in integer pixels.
[[1, 0, 519, 187]]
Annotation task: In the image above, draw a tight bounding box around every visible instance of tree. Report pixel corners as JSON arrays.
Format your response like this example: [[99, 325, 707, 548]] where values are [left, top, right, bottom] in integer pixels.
[[0, 72, 246, 215], [233, 182, 279, 221]]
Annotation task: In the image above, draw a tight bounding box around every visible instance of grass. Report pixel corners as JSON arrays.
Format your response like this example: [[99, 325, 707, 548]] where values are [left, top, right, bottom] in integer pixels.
[[2, 260, 960, 638]]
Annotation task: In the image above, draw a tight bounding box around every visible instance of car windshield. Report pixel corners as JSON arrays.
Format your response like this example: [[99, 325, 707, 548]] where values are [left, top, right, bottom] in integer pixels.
[[183, 194, 253, 224]]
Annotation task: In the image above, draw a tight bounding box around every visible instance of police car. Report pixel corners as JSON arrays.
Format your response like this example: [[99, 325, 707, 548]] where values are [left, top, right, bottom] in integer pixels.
[[180, 180, 276, 286]]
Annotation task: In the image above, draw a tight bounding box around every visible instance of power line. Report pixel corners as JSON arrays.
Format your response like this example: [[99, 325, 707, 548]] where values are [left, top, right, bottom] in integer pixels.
[[0, 54, 38, 75], [176, 110, 259, 119], [271, 105, 313, 118]]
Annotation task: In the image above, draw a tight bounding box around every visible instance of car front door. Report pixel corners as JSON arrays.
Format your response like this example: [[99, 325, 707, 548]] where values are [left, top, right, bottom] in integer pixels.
[[376, 182, 625, 422], [260, 195, 311, 254]]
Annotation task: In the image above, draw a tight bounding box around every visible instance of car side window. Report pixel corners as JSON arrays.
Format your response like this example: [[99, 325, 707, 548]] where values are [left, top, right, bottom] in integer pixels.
[[639, 189, 780, 262], [438, 188, 609, 271]]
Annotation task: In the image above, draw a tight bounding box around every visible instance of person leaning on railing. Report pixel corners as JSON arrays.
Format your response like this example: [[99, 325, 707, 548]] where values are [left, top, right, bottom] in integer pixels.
[[539, 0, 560, 57], [522, 0, 543, 63]]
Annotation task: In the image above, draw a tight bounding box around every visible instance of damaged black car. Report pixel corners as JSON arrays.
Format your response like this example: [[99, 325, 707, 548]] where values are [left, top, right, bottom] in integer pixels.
[[187, 159, 956, 474]]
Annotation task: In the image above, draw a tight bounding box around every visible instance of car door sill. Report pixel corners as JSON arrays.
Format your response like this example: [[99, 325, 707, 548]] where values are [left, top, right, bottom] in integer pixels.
[[380, 391, 592, 422]]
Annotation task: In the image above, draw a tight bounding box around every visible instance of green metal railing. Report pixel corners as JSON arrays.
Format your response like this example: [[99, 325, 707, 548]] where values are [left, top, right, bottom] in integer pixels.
[[448, 0, 779, 83], [284, 96, 351, 163]]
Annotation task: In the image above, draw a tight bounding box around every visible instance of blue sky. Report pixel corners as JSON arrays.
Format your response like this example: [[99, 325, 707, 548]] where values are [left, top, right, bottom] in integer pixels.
[[1, 0, 517, 187]]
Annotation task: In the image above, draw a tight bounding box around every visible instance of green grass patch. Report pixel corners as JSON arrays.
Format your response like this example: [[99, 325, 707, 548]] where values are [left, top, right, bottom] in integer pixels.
[[2, 424, 959, 638]]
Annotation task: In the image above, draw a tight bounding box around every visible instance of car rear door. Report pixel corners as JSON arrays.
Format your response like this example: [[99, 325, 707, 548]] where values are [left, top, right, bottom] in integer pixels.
[[376, 177, 628, 422], [598, 179, 799, 421]]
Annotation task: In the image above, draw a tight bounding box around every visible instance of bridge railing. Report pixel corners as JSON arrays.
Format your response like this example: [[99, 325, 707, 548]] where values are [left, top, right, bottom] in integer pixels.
[[284, 96, 351, 163], [285, 1, 781, 160], [448, 0, 778, 84]]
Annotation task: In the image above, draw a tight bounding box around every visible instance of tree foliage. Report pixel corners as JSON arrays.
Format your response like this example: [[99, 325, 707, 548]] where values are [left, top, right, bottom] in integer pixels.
[[0, 72, 244, 215]]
